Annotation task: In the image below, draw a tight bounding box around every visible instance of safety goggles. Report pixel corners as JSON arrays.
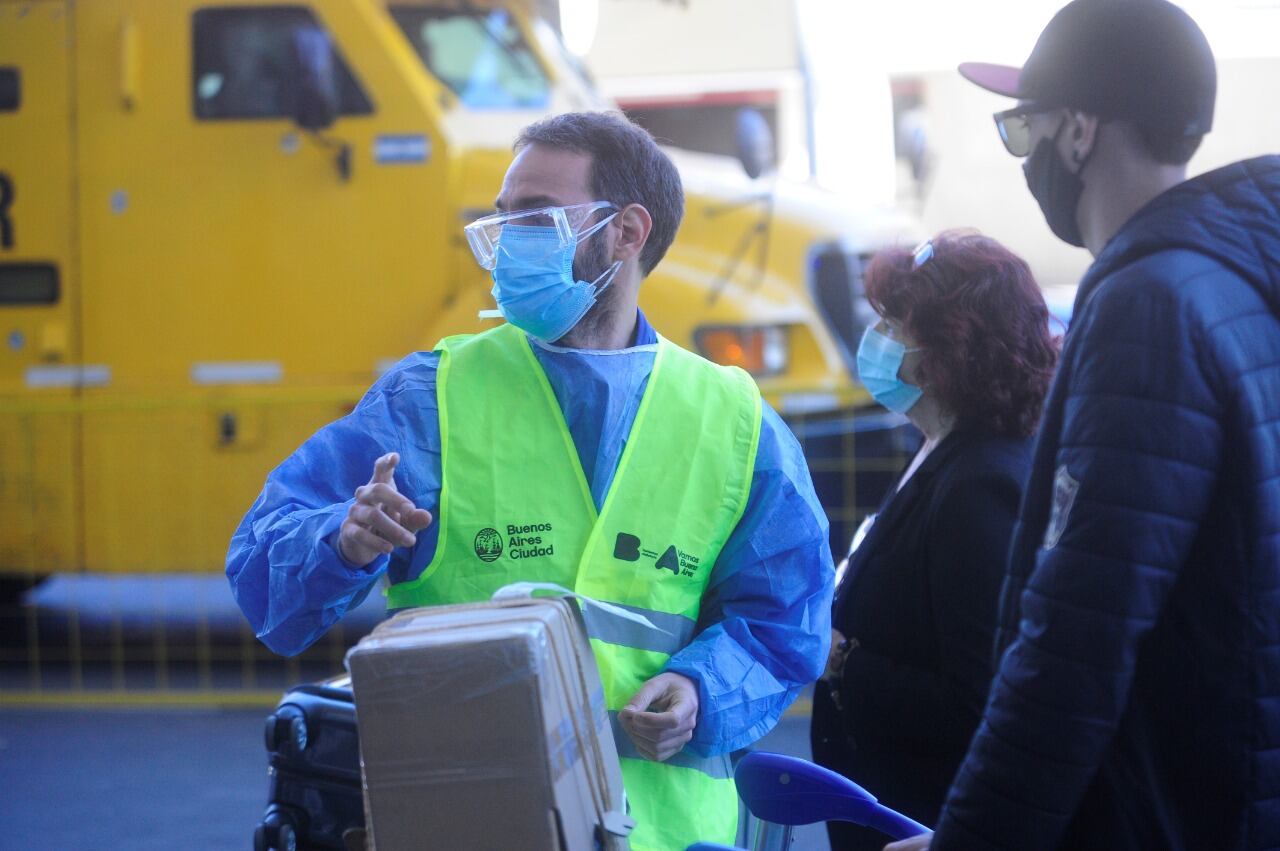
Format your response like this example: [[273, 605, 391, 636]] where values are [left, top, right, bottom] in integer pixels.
[[463, 201, 617, 270], [992, 103, 1059, 157]]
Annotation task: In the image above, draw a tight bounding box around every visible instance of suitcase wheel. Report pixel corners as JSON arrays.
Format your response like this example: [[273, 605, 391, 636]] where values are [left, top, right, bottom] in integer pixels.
[[264, 707, 308, 758], [255, 807, 300, 851]]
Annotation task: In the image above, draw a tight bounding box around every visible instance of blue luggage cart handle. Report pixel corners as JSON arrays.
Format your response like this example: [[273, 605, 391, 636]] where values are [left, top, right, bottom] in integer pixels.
[[735, 751, 930, 837], [688, 751, 931, 850]]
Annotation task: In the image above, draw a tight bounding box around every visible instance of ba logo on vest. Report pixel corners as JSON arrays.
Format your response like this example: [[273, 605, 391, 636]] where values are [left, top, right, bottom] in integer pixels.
[[613, 532, 702, 577], [474, 522, 555, 561]]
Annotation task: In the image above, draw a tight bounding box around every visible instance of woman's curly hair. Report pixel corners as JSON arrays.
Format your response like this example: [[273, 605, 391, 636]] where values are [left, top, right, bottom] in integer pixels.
[[864, 230, 1060, 438]]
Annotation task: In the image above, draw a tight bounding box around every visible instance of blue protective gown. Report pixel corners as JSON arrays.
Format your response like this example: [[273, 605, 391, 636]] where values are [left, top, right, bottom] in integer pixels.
[[227, 311, 833, 756]]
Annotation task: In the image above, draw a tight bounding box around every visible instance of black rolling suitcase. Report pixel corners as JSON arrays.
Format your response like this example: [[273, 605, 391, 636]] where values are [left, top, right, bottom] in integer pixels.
[[255, 675, 365, 851]]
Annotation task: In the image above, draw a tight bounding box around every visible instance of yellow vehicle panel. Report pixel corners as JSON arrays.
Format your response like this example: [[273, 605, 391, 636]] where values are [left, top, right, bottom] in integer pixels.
[[0, 0, 907, 576], [0, 0, 80, 573]]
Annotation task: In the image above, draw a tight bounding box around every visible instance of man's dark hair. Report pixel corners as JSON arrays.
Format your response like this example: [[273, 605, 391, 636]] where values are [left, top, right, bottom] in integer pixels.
[[515, 111, 683, 276], [1132, 122, 1204, 166]]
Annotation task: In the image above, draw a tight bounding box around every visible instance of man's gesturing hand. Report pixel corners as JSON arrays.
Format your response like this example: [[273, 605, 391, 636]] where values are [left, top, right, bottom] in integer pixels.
[[337, 452, 433, 567], [618, 672, 699, 762]]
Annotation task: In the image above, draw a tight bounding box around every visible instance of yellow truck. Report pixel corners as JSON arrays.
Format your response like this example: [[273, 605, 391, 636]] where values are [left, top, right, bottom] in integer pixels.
[[0, 0, 914, 581]]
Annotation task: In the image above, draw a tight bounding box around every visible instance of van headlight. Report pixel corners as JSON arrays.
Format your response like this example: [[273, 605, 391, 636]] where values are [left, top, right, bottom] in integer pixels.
[[694, 325, 790, 377]]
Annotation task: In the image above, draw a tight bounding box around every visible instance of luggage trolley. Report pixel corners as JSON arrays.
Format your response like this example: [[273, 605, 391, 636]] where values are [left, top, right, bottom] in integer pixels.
[[689, 752, 931, 851]]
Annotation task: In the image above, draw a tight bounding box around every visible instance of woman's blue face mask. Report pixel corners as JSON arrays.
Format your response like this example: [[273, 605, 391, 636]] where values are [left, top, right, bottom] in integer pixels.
[[856, 324, 924, 414], [488, 211, 620, 342]]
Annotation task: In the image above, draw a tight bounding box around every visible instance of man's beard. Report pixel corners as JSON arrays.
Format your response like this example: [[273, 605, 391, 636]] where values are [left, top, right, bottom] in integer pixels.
[[572, 226, 613, 291], [560, 231, 624, 343]]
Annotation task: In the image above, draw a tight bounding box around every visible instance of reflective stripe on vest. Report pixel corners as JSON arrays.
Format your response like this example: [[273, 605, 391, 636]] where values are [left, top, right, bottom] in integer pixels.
[[386, 323, 760, 851]]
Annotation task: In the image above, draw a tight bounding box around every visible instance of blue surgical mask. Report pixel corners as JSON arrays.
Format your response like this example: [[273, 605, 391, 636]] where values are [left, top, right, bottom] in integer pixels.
[[490, 217, 620, 342], [856, 325, 923, 414]]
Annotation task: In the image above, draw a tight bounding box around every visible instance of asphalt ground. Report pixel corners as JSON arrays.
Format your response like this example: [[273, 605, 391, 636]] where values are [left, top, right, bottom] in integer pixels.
[[0, 704, 830, 851]]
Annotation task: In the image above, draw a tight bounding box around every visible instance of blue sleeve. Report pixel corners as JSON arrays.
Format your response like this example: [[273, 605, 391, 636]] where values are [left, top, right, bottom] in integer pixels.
[[932, 268, 1225, 850], [665, 403, 835, 756], [225, 354, 443, 656]]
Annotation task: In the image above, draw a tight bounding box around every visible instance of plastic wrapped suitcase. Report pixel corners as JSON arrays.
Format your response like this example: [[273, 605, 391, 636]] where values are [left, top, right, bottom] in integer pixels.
[[255, 675, 364, 851], [347, 596, 633, 850]]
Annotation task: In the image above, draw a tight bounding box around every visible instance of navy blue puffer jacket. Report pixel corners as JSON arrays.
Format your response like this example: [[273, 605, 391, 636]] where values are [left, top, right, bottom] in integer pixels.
[[931, 156, 1280, 851]]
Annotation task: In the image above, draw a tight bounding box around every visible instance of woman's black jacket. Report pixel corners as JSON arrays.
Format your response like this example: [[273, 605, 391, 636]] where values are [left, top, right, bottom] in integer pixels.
[[810, 428, 1031, 850]]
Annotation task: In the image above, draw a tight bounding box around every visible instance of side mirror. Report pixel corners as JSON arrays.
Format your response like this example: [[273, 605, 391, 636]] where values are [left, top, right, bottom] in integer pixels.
[[735, 108, 775, 180], [292, 26, 338, 132]]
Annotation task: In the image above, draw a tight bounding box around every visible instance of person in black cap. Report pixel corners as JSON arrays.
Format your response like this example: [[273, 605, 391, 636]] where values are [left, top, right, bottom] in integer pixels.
[[884, 1, 1280, 850]]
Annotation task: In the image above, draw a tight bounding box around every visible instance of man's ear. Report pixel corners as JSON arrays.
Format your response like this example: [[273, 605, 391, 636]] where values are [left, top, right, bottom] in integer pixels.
[[611, 204, 653, 265], [1068, 111, 1100, 168]]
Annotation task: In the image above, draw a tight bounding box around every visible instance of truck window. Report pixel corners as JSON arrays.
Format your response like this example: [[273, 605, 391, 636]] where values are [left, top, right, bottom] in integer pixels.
[[192, 6, 373, 120], [389, 7, 549, 109]]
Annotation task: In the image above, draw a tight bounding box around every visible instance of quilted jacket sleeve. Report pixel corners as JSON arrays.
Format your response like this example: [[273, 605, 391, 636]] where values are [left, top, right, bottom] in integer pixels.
[[930, 256, 1227, 850]]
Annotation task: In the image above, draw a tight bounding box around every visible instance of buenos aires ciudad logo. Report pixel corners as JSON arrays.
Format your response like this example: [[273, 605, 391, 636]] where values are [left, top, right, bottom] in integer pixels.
[[474, 528, 503, 562]]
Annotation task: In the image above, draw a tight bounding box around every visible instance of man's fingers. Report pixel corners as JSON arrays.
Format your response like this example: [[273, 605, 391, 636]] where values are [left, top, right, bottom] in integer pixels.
[[351, 504, 417, 548], [653, 732, 693, 762], [620, 720, 660, 747], [350, 526, 394, 555], [621, 725, 660, 761], [627, 727, 692, 762], [619, 711, 691, 762], [623, 679, 666, 715], [623, 687, 695, 732], [370, 512, 417, 548], [348, 502, 385, 529], [353, 485, 420, 530], [348, 493, 412, 527], [355, 482, 407, 507], [622, 709, 682, 733], [343, 525, 394, 560], [370, 452, 399, 486], [625, 719, 690, 748], [620, 674, 699, 763], [620, 711, 690, 750], [402, 508, 434, 533]]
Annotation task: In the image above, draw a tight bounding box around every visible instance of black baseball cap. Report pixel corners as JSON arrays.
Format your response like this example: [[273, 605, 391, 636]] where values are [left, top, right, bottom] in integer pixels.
[[960, 0, 1216, 138]]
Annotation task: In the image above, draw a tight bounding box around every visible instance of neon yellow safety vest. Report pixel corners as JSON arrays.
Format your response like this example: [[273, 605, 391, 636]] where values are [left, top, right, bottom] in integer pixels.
[[386, 323, 761, 851]]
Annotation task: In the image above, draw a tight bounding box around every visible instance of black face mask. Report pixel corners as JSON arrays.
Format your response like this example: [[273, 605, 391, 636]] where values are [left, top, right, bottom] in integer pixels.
[[1023, 119, 1093, 248]]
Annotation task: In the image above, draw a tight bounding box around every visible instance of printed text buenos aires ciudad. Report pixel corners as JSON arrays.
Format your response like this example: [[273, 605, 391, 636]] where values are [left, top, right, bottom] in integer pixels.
[[508, 522, 553, 559]]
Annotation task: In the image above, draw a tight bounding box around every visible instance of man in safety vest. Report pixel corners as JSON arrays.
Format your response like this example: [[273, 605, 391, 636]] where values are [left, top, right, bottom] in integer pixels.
[[228, 111, 834, 851]]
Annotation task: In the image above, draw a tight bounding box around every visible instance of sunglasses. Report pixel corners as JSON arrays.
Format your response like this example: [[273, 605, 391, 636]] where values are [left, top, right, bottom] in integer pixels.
[[992, 103, 1060, 157]]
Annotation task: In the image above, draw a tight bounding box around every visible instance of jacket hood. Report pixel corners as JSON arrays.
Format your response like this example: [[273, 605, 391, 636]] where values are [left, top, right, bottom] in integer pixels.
[[1082, 154, 1280, 315]]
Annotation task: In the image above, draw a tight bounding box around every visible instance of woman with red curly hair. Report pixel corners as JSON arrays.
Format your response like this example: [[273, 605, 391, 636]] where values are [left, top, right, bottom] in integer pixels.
[[811, 230, 1059, 851]]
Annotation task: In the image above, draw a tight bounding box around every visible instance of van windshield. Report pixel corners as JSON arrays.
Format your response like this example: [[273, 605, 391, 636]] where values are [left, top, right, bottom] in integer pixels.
[[389, 7, 550, 109]]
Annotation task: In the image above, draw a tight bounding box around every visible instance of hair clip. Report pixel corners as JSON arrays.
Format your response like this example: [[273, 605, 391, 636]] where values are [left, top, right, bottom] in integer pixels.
[[912, 240, 935, 270]]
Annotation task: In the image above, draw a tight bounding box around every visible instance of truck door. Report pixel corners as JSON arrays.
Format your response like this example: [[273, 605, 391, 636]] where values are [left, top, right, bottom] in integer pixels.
[[0, 0, 82, 574], [71, 1, 452, 573]]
